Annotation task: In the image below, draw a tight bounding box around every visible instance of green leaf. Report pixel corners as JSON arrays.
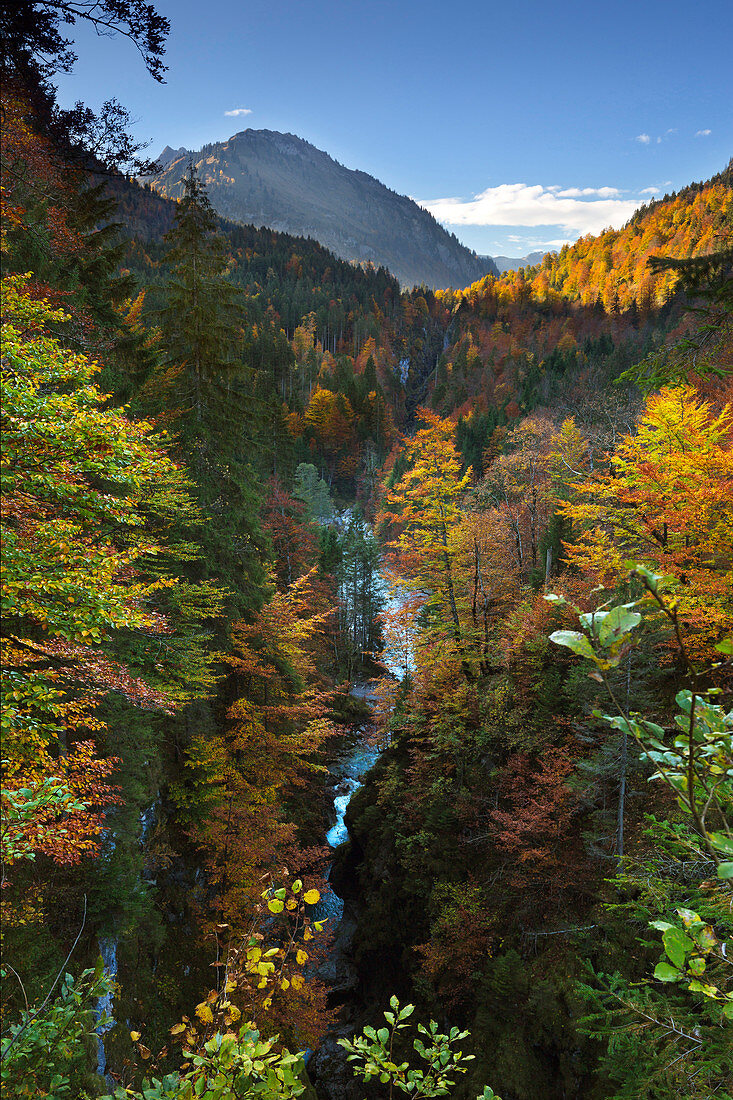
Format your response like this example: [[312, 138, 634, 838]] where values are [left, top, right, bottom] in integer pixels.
[[597, 605, 641, 646], [675, 690, 694, 713], [663, 926, 693, 968], [714, 636, 733, 655], [690, 923, 718, 952], [654, 961, 682, 982], [549, 630, 596, 660], [716, 861, 733, 880], [626, 563, 665, 592], [709, 833, 733, 857]]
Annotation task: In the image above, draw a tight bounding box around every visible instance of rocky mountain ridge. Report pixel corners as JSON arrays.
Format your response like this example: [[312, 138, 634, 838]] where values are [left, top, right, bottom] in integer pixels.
[[147, 129, 498, 288], [490, 250, 551, 273]]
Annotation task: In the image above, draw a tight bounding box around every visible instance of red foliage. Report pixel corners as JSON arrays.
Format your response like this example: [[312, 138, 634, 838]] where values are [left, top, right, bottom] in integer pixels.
[[490, 744, 588, 915]]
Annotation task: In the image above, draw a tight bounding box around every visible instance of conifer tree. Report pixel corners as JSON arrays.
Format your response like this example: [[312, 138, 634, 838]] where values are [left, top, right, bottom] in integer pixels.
[[159, 163, 243, 425], [157, 163, 268, 612]]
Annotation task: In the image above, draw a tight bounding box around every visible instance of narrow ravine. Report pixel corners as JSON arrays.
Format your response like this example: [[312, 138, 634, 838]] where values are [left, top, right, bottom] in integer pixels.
[[307, 679, 383, 1096], [309, 563, 413, 1097], [310, 683, 381, 1001], [95, 799, 159, 1080]]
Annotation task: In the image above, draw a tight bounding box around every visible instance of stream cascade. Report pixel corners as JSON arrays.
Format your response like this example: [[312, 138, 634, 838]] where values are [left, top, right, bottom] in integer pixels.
[[308, 557, 412, 1098]]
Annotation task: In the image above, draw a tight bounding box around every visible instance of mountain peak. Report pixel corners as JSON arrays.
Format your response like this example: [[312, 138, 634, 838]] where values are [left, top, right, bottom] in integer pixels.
[[156, 145, 188, 169], [149, 131, 497, 288]]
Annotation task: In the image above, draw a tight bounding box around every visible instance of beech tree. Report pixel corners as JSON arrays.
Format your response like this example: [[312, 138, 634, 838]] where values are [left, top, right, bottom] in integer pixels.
[[379, 409, 471, 675], [476, 415, 556, 576], [560, 385, 733, 661], [1, 275, 181, 774]]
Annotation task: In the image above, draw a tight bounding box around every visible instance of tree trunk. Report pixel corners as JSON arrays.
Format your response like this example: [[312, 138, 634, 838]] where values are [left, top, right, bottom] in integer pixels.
[[440, 524, 473, 681]]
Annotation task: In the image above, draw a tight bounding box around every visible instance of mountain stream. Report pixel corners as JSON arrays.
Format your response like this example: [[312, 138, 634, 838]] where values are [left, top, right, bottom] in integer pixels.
[[308, 568, 412, 1095]]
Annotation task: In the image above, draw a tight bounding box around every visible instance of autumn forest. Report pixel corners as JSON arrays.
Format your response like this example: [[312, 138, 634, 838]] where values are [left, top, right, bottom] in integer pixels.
[[1, 5, 732, 1100]]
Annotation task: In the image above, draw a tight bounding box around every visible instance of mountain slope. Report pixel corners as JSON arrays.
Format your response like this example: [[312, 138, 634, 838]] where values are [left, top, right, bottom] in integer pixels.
[[147, 129, 498, 288]]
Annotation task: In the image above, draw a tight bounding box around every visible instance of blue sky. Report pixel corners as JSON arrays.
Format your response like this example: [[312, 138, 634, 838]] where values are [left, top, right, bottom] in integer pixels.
[[55, 0, 732, 256]]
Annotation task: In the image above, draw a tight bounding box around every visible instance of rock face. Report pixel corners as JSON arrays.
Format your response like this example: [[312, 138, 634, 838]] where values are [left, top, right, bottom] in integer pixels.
[[309, 1032, 362, 1100], [156, 145, 188, 170], [147, 130, 498, 289]]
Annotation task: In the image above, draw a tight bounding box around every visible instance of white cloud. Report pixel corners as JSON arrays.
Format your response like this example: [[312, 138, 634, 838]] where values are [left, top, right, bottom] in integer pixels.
[[515, 236, 573, 250], [419, 183, 642, 236], [639, 186, 660, 195], [225, 107, 253, 117], [695, 128, 712, 137], [666, 127, 678, 134], [636, 133, 651, 144], [555, 186, 622, 198]]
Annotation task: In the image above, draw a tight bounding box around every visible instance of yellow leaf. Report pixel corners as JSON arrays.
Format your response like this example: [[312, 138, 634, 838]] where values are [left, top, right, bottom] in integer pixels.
[[291, 974, 304, 990], [170, 1023, 186, 1036], [195, 1002, 214, 1024], [130, 1030, 141, 1042], [303, 889, 320, 905], [296, 949, 308, 966]]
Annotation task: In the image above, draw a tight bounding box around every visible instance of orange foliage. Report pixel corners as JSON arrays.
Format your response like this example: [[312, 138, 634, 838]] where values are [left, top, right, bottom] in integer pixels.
[[560, 385, 733, 661]]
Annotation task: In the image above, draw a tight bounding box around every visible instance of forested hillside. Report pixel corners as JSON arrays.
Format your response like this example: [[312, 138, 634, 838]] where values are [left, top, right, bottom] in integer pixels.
[[1, 6, 731, 1100]]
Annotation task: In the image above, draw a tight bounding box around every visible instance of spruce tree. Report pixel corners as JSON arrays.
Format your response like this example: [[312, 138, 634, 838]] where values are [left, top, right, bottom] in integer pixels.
[[158, 163, 268, 614], [159, 162, 243, 425]]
